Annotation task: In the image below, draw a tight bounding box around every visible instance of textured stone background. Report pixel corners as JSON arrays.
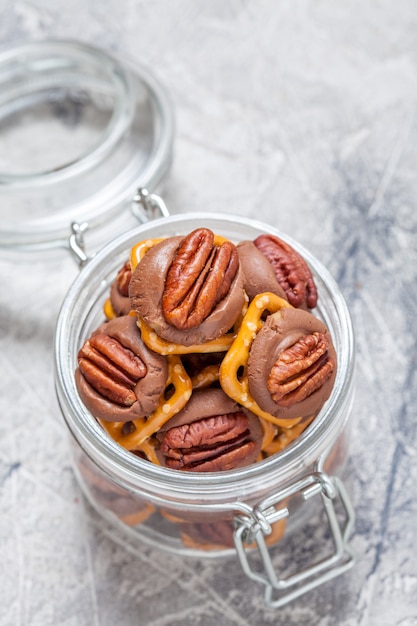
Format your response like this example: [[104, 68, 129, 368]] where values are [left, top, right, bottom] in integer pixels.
[[1, 1, 417, 625]]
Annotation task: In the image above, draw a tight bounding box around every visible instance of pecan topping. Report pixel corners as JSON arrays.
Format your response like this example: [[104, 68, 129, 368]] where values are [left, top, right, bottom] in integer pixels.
[[116, 261, 132, 297], [161, 228, 239, 330], [254, 234, 317, 308], [267, 332, 335, 406], [160, 412, 256, 471], [109, 260, 133, 317], [78, 334, 147, 406]]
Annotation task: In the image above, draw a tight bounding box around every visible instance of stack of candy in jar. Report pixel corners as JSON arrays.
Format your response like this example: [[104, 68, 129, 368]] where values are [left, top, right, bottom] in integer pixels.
[[75, 228, 337, 473]]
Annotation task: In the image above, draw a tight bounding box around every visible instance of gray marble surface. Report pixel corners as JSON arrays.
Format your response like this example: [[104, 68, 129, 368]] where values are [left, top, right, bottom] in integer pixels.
[[1, 1, 417, 624]]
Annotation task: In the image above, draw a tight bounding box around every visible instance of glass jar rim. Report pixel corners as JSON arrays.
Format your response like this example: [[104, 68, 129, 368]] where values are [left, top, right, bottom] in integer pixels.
[[55, 212, 355, 506]]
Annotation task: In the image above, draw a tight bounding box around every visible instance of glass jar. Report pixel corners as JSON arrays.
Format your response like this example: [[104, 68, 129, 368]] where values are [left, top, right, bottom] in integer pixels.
[[54, 206, 356, 608], [1, 39, 355, 608]]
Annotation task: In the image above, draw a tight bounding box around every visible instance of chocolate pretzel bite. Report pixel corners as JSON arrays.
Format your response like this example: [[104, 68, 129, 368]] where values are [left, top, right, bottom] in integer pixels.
[[155, 388, 263, 471], [75, 315, 168, 422], [220, 292, 336, 424], [129, 228, 245, 346], [237, 240, 287, 302], [97, 354, 192, 453], [247, 307, 337, 420]]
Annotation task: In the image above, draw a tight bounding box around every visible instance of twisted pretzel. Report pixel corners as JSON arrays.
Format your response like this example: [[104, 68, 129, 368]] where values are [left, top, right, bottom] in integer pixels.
[[120, 504, 155, 526], [130, 237, 167, 270], [99, 355, 192, 450], [190, 364, 220, 390], [103, 298, 117, 320], [135, 437, 161, 466], [259, 418, 277, 451], [137, 316, 236, 355], [262, 414, 316, 457], [219, 292, 302, 427]]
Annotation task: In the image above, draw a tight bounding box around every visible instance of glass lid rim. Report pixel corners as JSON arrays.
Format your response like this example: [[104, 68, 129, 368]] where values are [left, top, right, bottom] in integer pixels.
[[55, 211, 355, 497], [0, 39, 175, 249], [0, 39, 135, 184]]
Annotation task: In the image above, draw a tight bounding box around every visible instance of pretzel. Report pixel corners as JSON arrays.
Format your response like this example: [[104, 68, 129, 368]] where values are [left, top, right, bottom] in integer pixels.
[[135, 437, 161, 466], [262, 414, 316, 457], [137, 316, 236, 355], [219, 292, 302, 428], [130, 237, 167, 270], [99, 355, 192, 450], [103, 298, 117, 320], [120, 503, 155, 526], [190, 364, 220, 390], [259, 417, 278, 451], [137, 293, 247, 356]]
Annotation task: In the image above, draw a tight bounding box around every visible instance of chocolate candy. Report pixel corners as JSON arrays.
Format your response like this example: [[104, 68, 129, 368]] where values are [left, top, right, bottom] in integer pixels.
[[75, 315, 168, 422], [155, 388, 263, 471], [247, 308, 336, 420], [129, 230, 245, 345]]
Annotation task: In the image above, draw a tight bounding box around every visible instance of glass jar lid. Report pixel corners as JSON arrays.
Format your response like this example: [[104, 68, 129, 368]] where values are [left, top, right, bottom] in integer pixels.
[[0, 39, 174, 252]]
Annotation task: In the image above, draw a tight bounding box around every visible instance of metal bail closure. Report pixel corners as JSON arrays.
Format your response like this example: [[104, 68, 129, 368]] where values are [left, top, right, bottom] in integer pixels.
[[132, 187, 170, 222], [233, 472, 355, 608], [68, 221, 90, 267]]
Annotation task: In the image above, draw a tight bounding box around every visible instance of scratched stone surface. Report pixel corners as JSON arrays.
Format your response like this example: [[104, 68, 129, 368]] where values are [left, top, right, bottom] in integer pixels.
[[1, 1, 417, 625]]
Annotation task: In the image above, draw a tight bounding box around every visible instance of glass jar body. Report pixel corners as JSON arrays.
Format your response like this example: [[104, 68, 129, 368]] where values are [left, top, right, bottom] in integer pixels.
[[55, 213, 355, 558], [70, 424, 351, 556]]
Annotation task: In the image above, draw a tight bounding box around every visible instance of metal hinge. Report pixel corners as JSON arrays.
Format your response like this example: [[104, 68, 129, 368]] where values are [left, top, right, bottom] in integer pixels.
[[67, 187, 170, 266], [233, 471, 355, 608], [68, 220, 90, 267], [131, 187, 170, 221]]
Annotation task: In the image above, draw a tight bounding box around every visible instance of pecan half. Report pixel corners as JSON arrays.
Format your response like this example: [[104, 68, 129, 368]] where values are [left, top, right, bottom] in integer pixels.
[[109, 260, 132, 317], [156, 388, 262, 471], [76, 316, 168, 422], [161, 228, 239, 329], [254, 234, 317, 309], [78, 334, 147, 406], [247, 308, 337, 420], [160, 412, 256, 471], [267, 331, 335, 406], [116, 261, 132, 297]]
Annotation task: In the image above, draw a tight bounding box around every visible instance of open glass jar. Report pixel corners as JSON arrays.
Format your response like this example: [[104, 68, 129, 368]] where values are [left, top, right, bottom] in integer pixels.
[[54, 204, 356, 608], [1, 40, 355, 609]]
